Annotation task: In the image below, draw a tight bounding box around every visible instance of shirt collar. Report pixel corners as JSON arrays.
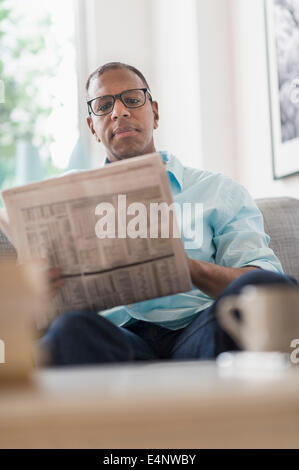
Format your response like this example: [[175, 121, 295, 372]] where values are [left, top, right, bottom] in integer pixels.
[[104, 151, 183, 191], [160, 151, 183, 191]]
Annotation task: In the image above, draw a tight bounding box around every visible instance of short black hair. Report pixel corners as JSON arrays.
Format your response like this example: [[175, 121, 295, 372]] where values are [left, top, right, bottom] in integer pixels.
[[85, 62, 151, 98]]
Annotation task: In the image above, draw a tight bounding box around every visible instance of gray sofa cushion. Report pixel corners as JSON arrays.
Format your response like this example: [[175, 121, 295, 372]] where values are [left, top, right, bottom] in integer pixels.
[[256, 197, 299, 283]]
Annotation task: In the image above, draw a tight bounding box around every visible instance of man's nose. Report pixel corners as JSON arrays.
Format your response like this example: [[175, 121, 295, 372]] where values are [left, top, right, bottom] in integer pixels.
[[111, 98, 131, 120]]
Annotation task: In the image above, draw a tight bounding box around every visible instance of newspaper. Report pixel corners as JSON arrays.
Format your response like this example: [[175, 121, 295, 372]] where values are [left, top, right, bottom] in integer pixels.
[[2, 153, 192, 330]]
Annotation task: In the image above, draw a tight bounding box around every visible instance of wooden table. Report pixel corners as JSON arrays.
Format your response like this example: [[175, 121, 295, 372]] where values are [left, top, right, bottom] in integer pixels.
[[0, 359, 299, 448]]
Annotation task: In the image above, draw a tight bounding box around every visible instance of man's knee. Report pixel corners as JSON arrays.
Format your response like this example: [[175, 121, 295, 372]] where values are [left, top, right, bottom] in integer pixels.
[[45, 308, 129, 348], [171, 311, 240, 360], [39, 309, 132, 366], [223, 268, 297, 297], [239, 268, 297, 285], [47, 308, 97, 338]]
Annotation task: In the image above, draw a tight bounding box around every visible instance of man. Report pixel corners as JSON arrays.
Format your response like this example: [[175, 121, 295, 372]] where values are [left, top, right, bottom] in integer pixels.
[[41, 62, 297, 365]]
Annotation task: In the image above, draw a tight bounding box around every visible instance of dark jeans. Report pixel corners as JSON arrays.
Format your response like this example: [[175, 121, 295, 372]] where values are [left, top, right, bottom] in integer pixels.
[[39, 269, 297, 366]]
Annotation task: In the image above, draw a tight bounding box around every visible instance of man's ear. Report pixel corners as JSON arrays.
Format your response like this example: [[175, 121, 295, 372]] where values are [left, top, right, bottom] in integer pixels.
[[86, 116, 101, 142], [152, 101, 159, 130]]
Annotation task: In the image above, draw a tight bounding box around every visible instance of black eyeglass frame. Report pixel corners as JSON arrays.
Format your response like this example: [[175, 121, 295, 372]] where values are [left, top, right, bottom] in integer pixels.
[[87, 88, 152, 117]]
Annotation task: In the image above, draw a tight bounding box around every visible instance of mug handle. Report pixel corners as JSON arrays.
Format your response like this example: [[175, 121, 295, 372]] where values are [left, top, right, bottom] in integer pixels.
[[216, 295, 243, 347]]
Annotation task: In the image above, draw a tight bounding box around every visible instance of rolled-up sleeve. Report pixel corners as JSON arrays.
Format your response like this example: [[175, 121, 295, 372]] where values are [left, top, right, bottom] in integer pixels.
[[212, 179, 284, 274]]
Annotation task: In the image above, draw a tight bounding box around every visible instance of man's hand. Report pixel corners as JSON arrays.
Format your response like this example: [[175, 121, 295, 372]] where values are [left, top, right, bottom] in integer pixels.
[[187, 256, 259, 299], [47, 267, 64, 299]]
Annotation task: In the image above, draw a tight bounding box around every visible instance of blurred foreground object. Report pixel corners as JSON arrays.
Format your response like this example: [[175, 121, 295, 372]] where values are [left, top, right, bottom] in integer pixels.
[[0, 261, 49, 382], [217, 285, 299, 353], [0, 360, 299, 448], [216, 351, 291, 379]]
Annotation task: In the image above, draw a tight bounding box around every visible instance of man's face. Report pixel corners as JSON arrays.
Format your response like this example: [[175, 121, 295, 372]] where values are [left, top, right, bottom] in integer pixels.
[[86, 68, 159, 162]]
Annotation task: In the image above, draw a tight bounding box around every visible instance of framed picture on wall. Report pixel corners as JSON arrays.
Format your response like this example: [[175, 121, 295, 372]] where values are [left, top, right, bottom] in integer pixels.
[[265, 0, 299, 179]]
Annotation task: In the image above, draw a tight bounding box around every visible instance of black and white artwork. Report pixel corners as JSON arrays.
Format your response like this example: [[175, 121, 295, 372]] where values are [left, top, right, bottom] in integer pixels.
[[265, 0, 299, 178]]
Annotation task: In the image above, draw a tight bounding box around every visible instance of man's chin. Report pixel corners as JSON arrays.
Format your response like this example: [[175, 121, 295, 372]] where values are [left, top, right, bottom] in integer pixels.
[[119, 153, 140, 160], [108, 141, 155, 162], [110, 148, 142, 161]]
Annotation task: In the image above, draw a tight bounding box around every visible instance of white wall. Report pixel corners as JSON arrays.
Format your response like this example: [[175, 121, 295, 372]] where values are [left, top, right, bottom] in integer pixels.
[[228, 0, 299, 198], [75, 0, 299, 199], [151, 0, 202, 169], [74, 0, 154, 166], [195, 0, 236, 178], [193, 0, 299, 198], [74, 0, 203, 169]]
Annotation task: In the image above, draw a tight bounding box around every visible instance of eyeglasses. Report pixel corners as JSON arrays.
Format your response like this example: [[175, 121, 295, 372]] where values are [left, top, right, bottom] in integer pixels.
[[87, 88, 152, 116]]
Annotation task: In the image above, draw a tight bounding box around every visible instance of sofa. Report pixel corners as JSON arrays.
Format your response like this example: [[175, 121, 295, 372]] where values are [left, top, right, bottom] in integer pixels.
[[0, 197, 298, 282], [256, 197, 299, 283]]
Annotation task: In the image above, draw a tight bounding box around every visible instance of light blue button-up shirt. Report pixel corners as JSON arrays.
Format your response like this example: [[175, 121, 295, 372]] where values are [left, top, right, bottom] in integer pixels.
[[100, 151, 284, 330]]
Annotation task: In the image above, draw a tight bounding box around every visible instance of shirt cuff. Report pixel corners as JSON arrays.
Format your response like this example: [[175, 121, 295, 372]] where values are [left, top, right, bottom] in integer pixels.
[[241, 260, 281, 273]]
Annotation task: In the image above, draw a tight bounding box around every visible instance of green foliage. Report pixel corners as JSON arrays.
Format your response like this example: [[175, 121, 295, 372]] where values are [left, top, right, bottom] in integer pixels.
[[0, 0, 62, 188]]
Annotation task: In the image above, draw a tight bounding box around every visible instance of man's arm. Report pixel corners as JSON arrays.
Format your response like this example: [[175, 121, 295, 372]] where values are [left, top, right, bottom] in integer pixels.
[[187, 257, 259, 300], [185, 177, 282, 300]]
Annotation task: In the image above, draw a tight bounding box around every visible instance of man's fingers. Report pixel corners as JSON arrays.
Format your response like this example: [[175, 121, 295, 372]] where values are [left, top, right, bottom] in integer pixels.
[[52, 278, 64, 288], [48, 267, 62, 281], [45, 267, 64, 299], [49, 277, 64, 299]]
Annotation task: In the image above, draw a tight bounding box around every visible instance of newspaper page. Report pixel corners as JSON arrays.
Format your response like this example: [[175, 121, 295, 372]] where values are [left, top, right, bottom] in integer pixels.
[[2, 153, 192, 329]]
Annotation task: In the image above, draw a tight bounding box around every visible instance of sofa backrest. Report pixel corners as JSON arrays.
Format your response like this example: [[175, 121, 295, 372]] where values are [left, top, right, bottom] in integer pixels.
[[0, 197, 298, 283], [256, 197, 299, 284]]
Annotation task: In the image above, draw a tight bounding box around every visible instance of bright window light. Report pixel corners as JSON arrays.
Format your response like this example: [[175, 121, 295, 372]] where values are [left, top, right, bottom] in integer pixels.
[[0, 0, 79, 193]]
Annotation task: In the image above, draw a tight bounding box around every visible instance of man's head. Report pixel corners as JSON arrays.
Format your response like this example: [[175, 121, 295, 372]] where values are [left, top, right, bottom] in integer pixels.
[[86, 62, 159, 163]]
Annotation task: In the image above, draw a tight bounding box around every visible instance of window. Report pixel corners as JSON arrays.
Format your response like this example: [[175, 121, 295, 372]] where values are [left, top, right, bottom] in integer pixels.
[[0, 0, 83, 197]]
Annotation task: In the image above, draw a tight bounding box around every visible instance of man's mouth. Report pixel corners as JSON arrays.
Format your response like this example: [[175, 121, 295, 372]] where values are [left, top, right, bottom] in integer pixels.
[[112, 127, 139, 139]]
